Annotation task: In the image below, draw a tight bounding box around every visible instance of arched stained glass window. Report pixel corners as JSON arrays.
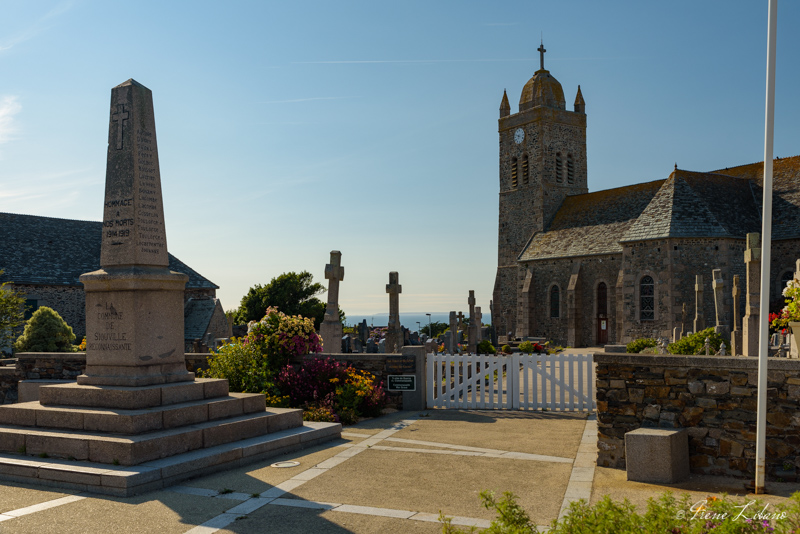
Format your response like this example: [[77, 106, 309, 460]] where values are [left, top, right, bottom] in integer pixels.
[[550, 285, 560, 318], [640, 276, 654, 321]]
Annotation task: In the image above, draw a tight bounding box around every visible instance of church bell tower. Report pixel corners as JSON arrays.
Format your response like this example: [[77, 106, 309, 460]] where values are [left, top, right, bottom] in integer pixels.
[[492, 42, 588, 339]]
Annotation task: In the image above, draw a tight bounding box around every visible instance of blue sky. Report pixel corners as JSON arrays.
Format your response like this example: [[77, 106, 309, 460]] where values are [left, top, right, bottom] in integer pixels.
[[2, 1, 798, 318]]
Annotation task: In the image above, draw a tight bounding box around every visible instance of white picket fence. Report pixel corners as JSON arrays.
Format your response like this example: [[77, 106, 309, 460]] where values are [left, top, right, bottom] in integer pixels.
[[426, 353, 595, 411]]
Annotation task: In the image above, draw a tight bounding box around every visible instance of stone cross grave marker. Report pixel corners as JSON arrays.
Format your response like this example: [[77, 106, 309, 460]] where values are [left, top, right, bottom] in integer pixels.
[[694, 275, 705, 334], [474, 306, 483, 345], [731, 275, 742, 355], [468, 291, 477, 353], [385, 272, 403, 353], [320, 251, 344, 354], [712, 269, 728, 337], [743, 233, 761, 357], [449, 311, 457, 354]]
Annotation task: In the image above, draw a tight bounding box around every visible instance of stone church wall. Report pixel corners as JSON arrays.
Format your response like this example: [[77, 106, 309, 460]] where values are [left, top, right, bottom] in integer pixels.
[[617, 238, 745, 344]]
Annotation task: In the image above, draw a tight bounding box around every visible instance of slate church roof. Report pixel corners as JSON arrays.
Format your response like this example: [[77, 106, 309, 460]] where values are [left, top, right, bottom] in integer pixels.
[[519, 155, 800, 262], [518, 180, 663, 261], [0, 212, 218, 289], [184, 298, 221, 340]]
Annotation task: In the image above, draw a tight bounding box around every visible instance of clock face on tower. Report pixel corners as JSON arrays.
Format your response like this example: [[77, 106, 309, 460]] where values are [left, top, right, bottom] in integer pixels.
[[514, 128, 525, 144]]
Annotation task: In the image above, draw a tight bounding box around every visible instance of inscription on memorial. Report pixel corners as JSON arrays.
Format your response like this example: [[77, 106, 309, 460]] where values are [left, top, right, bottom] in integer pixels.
[[87, 302, 131, 351], [135, 127, 165, 256]]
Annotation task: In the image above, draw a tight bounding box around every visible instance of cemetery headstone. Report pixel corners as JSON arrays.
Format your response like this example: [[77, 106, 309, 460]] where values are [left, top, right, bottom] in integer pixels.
[[385, 272, 403, 353], [320, 251, 344, 354], [743, 233, 761, 357], [367, 338, 377, 354], [353, 337, 363, 353], [712, 268, 729, 337], [378, 338, 386, 354], [693, 275, 705, 334], [474, 306, 483, 344], [449, 311, 457, 354], [731, 275, 742, 355], [468, 290, 477, 353], [359, 319, 368, 344], [341, 335, 351, 353]]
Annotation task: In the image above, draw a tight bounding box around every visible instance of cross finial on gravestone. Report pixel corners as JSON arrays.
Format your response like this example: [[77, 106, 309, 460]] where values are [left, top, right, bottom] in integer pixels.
[[537, 40, 546, 70], [111, 104, 129, 150], [457, 311, 464, 331]]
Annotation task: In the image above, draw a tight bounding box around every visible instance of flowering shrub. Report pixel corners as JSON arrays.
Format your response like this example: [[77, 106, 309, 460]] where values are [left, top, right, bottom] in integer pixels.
[[198, 338, 273, 393], [518, 341, 544, 354], [77, 337, 86, 351], [771, 276, 800, 330], [246, 306, 322, 370], [276, 358, 387, 424]]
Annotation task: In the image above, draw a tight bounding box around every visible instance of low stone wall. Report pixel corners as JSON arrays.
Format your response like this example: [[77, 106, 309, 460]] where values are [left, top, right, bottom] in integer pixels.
[[596, 352, 800, 480], [16, 352, 86, 380]]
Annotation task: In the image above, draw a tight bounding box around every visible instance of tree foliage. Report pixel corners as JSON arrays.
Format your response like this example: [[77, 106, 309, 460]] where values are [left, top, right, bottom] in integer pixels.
[[14, 306, 76, 353], [420, 321, 448, 338], [0, 271, 26, 349], [235, 271, 328, 328]]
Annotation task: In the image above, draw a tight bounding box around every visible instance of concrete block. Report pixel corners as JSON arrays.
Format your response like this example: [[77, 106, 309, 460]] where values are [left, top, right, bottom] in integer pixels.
[[36, 408, 85, 431], [266, 409, 303, 433], [233, 392, 266, 414], [26, 432, 90, 461], [160, 382, 205, 405], [83, 410, 163, 434], [203, 414, 270, 448], [199, 378, 229, 399], [625, 428, 689, 483], [0, 404, 38, 426]]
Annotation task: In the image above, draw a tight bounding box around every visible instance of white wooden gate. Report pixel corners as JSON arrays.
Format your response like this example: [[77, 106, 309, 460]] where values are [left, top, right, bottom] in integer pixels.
[[426, 353, 594, 411]]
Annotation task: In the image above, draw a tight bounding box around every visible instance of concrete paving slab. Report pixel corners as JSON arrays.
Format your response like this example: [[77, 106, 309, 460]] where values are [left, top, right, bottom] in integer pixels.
[[391, 410, 587, 457], [0, 480, 73, 514], [290, 447, 571, 526], [181, 439, 353, 495], [1, 489, 232, 534], [591, 466, 796, 511], [220, 501, 442, 534]]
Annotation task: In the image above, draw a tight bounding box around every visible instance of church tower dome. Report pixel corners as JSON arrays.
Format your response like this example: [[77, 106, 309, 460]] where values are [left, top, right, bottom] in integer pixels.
[[519, 42, 566, 111]]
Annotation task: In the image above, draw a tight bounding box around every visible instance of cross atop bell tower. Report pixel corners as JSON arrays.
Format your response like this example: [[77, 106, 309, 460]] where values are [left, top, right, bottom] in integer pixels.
[[537, 41, 546, 71]]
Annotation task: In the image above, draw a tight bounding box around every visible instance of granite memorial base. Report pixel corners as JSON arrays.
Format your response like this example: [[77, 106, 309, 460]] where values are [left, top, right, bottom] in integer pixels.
[[625, 428, 689, 484]]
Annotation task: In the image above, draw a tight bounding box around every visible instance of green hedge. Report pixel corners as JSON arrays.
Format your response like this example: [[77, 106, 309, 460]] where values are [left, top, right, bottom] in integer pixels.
[[668, 327, 729, 355], [626, 338, 657, 354]]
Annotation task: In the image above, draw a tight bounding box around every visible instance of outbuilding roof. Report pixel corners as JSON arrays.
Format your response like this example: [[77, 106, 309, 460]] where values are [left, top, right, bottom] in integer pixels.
[[0, 212, 218, 289]]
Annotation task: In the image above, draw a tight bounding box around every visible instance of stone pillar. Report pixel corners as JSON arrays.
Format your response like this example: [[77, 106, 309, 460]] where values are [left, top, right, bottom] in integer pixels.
[[517, 269, 534, 339], [743, 233, 761, 357], [490, 300, 497, 346], [319, 251, 344, 354], [712, 269, 729, 338], [474, 306, 483, 344], [456, 311, 465, 348], [400, 346, 426, 411], [385, 272, 403, 353], [693, 275, 705, 334], [567, 262, 581, 348], [79, 79, 190, 387], [468, 290, 477, 353], [448, 311, 457, 353], [731, 275, 742, 356]]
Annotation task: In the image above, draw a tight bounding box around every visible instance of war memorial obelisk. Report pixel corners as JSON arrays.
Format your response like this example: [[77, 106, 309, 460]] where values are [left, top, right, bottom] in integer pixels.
[[79, 79, 193, 387], [0, 80, 340, 496]]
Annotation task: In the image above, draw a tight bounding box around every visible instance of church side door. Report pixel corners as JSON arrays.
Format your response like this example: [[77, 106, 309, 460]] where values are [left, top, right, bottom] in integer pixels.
[[597, 282, 608, 345]]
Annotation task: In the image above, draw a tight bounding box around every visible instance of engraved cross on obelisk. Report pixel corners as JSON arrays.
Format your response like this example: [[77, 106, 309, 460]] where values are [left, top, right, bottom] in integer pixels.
[[111, 104, 129, 150]]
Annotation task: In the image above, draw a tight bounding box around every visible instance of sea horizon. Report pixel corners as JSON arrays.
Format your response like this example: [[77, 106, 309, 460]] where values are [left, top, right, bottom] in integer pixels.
[[345, 312, 492, 330]]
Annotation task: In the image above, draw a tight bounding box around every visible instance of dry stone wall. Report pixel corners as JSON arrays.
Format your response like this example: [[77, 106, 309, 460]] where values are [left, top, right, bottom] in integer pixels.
[[596, 352, 800, 480]]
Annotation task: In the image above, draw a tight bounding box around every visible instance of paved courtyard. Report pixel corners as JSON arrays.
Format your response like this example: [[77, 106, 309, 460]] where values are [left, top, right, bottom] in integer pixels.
[[0, 409, 795, 533]]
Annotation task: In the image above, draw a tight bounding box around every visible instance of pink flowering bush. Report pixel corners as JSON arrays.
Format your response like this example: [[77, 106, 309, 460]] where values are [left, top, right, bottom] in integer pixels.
[[200, 307, 321, 399], [246, 306, 322, 370]]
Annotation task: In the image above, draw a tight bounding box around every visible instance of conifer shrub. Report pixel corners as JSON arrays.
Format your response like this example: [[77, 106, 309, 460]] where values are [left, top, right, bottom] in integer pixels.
[[14, 307, 76, 352], [626, 338, 657, 353], [668, 327, 729, 355], [500, 344, 512, 354], [477, 340, 496, 354]]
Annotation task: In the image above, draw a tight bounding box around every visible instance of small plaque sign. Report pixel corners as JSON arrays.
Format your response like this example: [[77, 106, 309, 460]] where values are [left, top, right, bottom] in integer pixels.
[[386, 355, 416, 374], [387, 375, 416, 391]]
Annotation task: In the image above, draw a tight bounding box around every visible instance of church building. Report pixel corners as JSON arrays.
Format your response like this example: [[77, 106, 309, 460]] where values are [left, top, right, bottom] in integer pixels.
[[493, 44, 800, 347]]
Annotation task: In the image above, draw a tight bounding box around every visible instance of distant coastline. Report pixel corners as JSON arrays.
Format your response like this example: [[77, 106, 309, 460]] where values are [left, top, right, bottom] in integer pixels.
[[346, 313, 492, 330]]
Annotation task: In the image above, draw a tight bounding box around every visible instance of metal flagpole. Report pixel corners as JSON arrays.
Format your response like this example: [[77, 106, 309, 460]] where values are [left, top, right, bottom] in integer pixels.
[[755, 0, 778, 495]]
